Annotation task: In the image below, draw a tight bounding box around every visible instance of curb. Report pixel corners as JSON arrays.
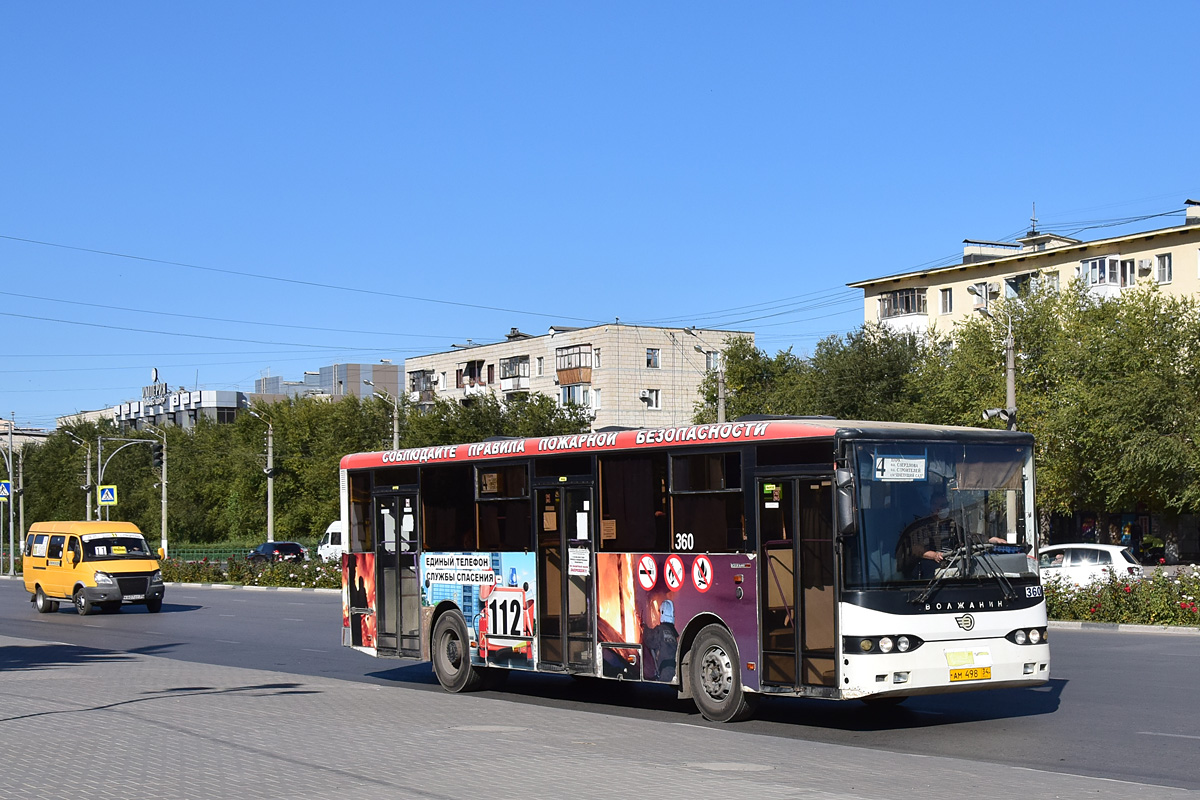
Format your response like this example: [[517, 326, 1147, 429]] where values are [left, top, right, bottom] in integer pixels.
[[164, 581, 340, 595], [1049, 620, 1200, 636]]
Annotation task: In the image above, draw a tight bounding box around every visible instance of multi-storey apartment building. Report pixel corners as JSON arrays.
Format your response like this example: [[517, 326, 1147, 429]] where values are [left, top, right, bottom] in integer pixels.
[[403, 323, 749, 430], [849, 200, 1200, 332]]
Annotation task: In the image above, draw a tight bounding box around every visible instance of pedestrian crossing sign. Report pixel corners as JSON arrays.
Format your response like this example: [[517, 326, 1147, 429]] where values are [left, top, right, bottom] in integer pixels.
[[0, 481, 9, 503], [98, 485, 118, 506]]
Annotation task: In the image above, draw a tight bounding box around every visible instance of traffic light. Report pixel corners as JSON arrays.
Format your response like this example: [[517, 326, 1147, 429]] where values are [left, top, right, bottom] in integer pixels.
[[151, 442, 164, 469]]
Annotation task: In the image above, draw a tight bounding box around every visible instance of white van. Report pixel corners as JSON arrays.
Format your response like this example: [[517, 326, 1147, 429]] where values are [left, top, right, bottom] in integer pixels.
[[318, 521, 344, 562]]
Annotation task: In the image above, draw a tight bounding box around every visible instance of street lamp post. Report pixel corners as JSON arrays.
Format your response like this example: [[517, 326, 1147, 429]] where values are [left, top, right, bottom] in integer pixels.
[[248, 411, 274, 542], [2, 414, 14, 575], [685, 329, 726, 424], [64, 431, 93, 521], [968, 287, 1017, 430], [364, 379, 399, 451]]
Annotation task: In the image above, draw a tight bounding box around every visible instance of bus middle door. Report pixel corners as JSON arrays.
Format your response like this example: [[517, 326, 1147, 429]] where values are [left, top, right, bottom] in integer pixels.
[[536, 485, 595, 674]]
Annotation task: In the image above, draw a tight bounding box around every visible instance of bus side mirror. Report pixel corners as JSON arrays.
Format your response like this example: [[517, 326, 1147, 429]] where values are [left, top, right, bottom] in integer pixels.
[[158, 547, 166, 560], [65, 551, 77, 567], [835, 468, 857, 536]]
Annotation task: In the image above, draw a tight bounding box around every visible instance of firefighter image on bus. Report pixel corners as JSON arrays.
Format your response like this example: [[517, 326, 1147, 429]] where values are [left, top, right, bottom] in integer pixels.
[[339, 417, 1049, 722]]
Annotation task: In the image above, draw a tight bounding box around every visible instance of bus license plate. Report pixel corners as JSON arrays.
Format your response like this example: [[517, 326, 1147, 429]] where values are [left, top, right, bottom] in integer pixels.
[[949, 667, 991, 682], [124, 594, 145, 601]]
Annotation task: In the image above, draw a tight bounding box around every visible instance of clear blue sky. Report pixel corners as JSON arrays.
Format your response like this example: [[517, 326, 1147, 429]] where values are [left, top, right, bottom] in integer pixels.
[[3, 2, 1199, 429]]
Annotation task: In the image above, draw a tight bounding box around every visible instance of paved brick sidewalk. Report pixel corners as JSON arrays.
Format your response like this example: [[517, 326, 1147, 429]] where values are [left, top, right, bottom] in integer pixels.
[[0, 634, 1188, 800]]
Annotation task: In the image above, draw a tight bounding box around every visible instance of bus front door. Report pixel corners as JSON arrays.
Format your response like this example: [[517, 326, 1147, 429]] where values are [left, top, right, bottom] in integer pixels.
[[375, 493, 421, 658], [536, 486, 595, 673], [758, 477, 837, 689]]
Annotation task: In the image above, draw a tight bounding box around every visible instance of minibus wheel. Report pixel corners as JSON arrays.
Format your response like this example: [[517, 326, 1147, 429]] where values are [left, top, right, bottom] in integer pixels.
[[431, 611, 483, 693], [34, 587, 58, 614], [73, 588, 94, 616]]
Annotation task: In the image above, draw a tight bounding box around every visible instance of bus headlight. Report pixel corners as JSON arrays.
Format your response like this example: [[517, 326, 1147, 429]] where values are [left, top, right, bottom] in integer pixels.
[[1006, 628, 1046, 645], [845, 635, 924, 654], [93, 571, 115, 585]]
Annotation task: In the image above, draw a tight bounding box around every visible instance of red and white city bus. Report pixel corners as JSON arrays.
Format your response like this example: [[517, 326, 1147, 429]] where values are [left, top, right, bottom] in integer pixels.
[[339, 417, 1049, 721]]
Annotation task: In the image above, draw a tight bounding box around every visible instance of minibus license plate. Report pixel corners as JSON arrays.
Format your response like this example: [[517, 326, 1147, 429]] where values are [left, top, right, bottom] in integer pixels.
[[949, 667, 990, 682], [124, 594, 145, 601]]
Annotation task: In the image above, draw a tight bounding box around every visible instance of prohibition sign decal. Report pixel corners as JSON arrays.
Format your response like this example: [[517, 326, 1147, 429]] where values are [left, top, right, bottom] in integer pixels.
[[691, 555, 714, 593], [664, 554, 685, 591], [637, 555, 658, 590]]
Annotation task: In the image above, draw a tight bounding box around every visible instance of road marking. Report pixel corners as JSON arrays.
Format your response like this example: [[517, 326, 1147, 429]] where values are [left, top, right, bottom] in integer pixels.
[[1138, 731, 1200, 740], [301, 648, 325, 653], [217, 640, 240, 645], [220, 614, 236, 617], [83, 623, 102, 628], [284, 618, 303, 622]]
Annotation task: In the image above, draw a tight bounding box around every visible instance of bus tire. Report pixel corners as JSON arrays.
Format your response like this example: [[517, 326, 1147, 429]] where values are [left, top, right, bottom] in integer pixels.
[[35, 587, 56, 614], [431, 611, 484, 693], [689, 624, 758, 722]]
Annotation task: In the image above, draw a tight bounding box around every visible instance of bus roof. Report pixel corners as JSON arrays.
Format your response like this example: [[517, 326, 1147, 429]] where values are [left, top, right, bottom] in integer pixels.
[[28, 521, 144, 535], [339, 418, 1032, 471]]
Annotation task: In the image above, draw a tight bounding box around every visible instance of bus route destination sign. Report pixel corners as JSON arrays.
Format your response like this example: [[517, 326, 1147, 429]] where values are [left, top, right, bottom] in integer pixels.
[[873, 456, 926, 482]]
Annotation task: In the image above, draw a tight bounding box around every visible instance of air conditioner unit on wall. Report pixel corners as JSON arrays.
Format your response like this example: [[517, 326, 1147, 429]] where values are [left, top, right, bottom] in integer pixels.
[[639, 389, 651, 399]]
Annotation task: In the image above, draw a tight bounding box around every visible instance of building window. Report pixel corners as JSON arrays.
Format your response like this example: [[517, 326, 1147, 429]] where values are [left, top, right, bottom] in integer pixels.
[[594, 347, 602, 368], [939, 288, 952, 315], [878, 288, 927, 319], [561, 384, 590, 407], [556, 344, 592, 371], [499, 356, 529, 379], [646, 348, 661, 369], [1120, 260, 1136, 287], [702, 350, 721, 371], [592, 388, 601, 410], [643, 388, 661, 409], [1080, 257, 1119, 286], [535, 357, 544, 377], [1156, 253, 1173, 284]]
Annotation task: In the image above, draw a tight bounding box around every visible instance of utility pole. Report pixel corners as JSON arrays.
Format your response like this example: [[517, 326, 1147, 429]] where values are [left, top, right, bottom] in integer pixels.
[[364, 379, 399, 450], [248, 411, 274, 542]]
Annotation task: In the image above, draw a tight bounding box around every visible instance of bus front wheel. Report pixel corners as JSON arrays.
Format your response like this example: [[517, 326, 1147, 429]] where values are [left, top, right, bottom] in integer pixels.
[[431, 611, 484, 693], [689, 624, 758, 722]]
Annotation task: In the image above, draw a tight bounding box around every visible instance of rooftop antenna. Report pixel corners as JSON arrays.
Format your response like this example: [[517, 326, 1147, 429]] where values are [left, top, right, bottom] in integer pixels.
[[1029, 202, 1038, 235]]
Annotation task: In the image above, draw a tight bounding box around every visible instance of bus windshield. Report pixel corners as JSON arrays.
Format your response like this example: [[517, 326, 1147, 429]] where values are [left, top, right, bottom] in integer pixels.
[[843, 440, 1036, 590], [81, 533, 153, 560]]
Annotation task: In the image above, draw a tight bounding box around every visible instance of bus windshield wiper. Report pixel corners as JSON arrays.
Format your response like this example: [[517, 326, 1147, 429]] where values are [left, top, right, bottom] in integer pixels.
[[913, 542, 1018, 604]]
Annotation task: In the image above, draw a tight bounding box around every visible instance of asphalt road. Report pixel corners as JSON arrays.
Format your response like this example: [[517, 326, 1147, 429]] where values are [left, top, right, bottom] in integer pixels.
[[2, 577, 1197, 791]]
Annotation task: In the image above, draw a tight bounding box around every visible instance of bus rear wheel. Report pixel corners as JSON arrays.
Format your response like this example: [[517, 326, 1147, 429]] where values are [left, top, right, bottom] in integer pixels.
[[432, 611, 484, 693], [689, 624, 758, 722]]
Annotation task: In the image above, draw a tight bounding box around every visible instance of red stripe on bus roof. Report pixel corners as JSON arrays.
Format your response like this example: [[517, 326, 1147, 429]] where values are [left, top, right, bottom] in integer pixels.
[[338, 420, 839, 470]]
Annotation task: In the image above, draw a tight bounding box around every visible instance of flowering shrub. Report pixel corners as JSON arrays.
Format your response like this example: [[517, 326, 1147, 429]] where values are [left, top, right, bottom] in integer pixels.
[[161, 557, 341, 589], [1044, 565, 1200, 626]]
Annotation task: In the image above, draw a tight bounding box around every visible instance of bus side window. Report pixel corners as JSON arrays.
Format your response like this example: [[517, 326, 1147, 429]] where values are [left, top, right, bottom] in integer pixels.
[[598, 453, 669, 552], [422, 464, 475, 551]]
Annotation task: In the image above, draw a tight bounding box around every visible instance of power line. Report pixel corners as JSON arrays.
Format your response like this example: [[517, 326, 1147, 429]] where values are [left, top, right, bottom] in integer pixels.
[[0, 233, 606, 324]]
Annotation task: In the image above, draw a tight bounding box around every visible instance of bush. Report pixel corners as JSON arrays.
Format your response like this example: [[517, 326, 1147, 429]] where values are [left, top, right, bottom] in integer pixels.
[[1044, 565, 1200, 626], [161, 556, 341, 589]]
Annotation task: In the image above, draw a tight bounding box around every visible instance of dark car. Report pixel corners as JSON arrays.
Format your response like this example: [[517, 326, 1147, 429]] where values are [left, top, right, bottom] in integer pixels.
[[247, 541, 308, 565]]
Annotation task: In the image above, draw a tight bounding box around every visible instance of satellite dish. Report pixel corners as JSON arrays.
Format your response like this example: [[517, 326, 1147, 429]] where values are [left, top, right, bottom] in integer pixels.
[[151, 367, 159, 382]]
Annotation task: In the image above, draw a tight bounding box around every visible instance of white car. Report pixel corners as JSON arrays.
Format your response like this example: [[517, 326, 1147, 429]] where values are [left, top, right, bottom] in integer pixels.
[[317, 521, 344, 562], [1038, 543, 1144, 585]]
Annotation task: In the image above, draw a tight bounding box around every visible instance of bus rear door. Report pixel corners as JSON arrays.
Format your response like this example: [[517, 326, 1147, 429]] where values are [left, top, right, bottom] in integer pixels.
[[374, 493, 421, 658], [758, 477, 838, 691]]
